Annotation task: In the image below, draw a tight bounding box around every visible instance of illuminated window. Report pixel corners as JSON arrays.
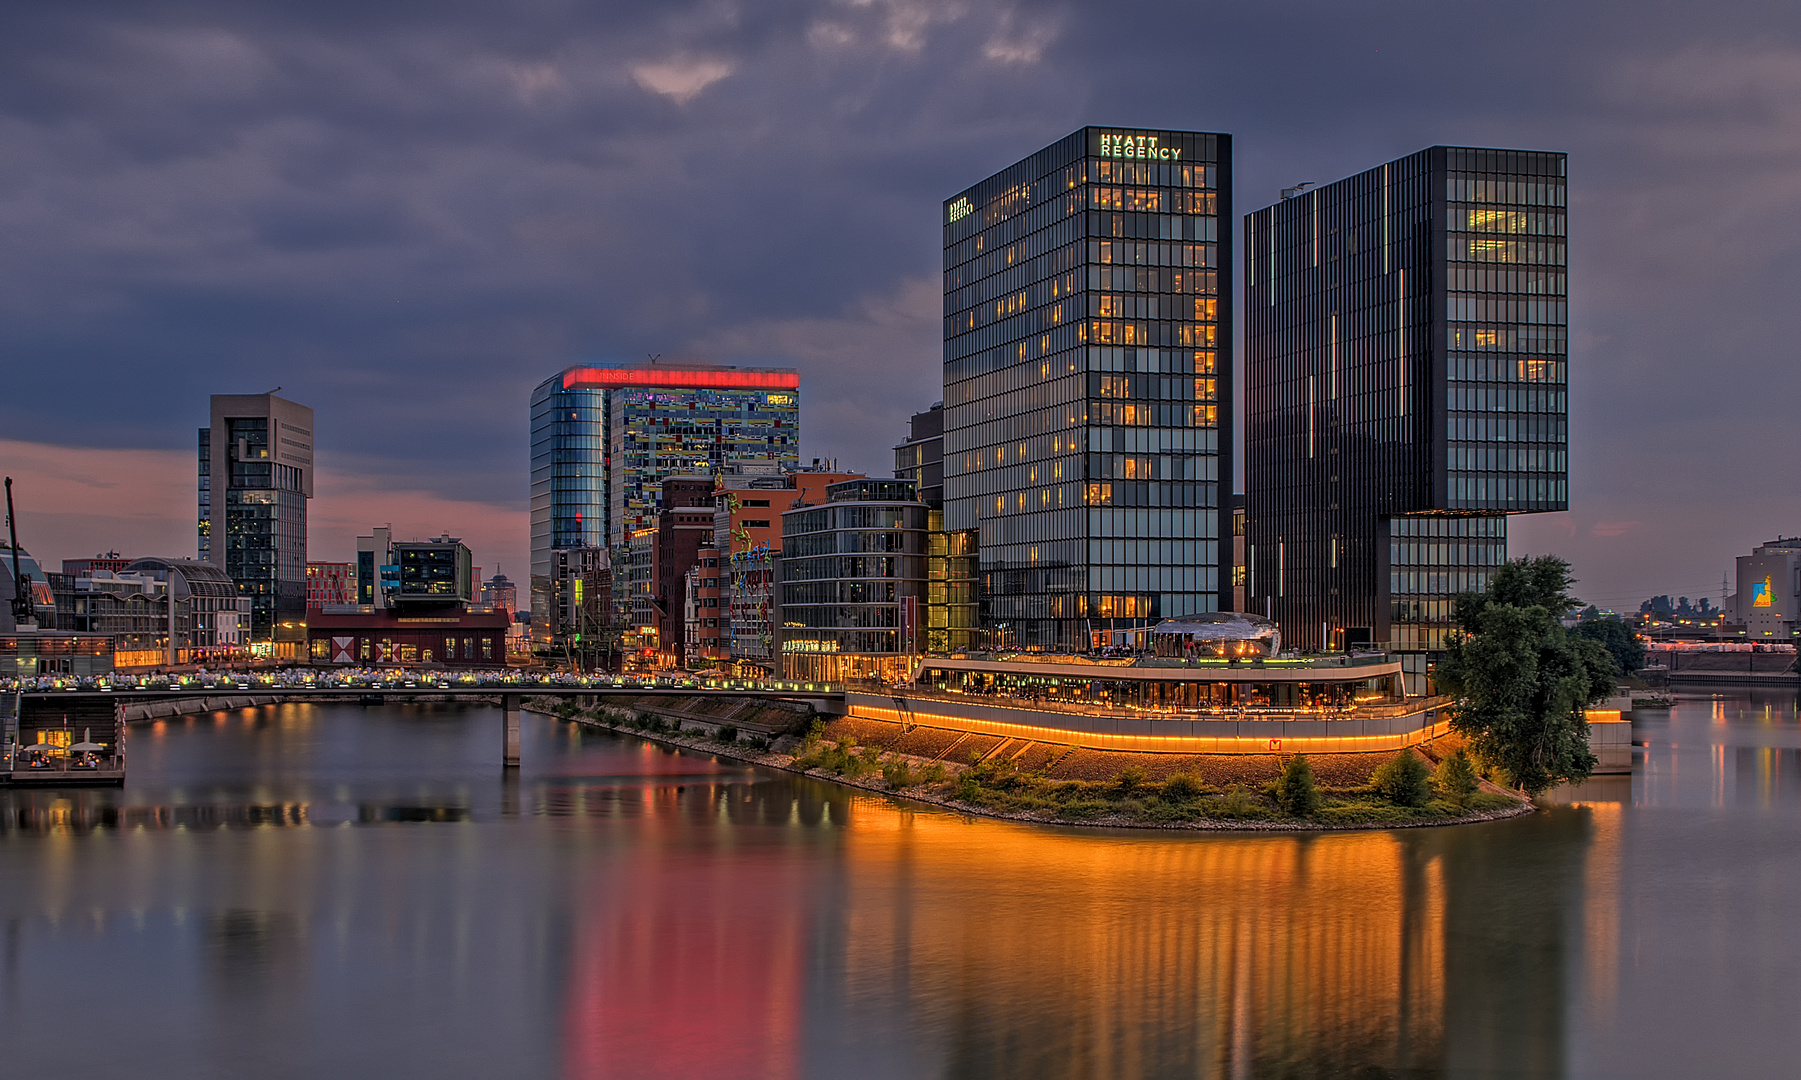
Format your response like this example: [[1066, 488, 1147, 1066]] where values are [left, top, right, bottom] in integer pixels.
[[1469, 208, 1525, 233]]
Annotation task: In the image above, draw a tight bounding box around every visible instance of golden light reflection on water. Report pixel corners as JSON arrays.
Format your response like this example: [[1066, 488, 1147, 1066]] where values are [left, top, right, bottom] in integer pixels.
[[551, 776, 1594, 1080], [836, 805, 1447, 1078]]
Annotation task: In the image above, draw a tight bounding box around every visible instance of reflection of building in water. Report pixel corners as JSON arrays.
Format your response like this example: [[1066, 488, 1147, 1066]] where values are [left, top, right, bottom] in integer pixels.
[[554, 776, 1600, 1078], [1429, 806, 1590, 1079], [560, 777, 821, 1079], [827, 812, 1447, 1077], [1735, 747, 1801, 807]]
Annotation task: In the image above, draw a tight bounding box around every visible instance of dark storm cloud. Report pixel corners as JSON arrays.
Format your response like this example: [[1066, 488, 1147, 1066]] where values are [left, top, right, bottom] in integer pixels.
[[3, 0, 1800, 599]]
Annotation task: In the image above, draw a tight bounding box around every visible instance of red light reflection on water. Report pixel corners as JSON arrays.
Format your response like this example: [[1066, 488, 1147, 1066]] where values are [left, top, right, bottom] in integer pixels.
[[562, 817, 809, 1079]]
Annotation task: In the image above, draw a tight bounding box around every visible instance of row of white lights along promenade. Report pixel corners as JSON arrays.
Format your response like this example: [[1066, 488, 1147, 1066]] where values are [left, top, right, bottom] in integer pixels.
[[7, 617, 1439, 758]]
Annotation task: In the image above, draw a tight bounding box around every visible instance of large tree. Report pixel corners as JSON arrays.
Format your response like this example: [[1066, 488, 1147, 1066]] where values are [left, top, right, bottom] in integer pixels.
[[1433, 555, 1616, 795], [1571, 616, 1647, 676]]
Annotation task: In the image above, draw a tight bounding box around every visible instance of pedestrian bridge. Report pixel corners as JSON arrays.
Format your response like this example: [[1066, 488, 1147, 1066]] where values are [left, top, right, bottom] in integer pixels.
[[7, 683, 846, 771]]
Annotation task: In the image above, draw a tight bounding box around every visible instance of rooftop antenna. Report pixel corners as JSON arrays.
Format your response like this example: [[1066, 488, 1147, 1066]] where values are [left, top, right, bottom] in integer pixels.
[[6, 477, 31, 625], [1280, 182, 1314, 200], [264, 386, 282, 395], [647, 353, 661, 365]]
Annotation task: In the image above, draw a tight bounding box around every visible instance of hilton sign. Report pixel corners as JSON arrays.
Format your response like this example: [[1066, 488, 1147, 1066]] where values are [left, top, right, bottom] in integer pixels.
[[1098, 133, 1182, 160]]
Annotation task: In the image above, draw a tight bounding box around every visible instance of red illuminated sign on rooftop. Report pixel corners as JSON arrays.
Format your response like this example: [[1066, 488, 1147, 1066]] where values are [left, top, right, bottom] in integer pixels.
[[562, 367, 800, 391]]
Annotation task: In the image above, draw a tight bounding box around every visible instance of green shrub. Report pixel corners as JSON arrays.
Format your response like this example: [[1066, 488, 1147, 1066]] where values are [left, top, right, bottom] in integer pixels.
[[1373, 751, 1433, 808], [920, 763, 949, 785], [1115, 765, 1147, 794], [716, 724, 738, 744], [882, 760, 918, 788], [1213, 785, 1262, 819], [1160, 772, 1207, 802], [953, 771, 982, 803], [746, 736, 770, 751], [1274, 755, 1320, 816], [1432, 749, 1479, 808], [846, 745, 883, 779], [794, 736, 856, 773]]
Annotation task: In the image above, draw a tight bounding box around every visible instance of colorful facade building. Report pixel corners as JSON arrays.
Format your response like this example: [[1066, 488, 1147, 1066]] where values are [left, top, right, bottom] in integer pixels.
[[306, 561, 354, 608], [529, 363, 801, 655], [684, 544, 727, 666]]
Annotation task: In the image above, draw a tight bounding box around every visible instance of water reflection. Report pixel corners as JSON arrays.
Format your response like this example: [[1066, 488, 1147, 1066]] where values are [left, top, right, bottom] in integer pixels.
[[3, 697, 1801, 1077]]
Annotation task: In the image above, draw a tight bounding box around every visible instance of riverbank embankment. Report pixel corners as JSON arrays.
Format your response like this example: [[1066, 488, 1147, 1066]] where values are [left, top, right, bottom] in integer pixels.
[[532, 696, 1534, 832]]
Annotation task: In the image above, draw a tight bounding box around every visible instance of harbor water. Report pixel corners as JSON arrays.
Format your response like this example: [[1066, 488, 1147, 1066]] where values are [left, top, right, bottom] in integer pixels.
[[1, 692, 1800, 1078]]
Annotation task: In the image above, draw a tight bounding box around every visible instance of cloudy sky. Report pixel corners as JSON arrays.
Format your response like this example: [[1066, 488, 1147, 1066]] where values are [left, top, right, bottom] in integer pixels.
[[3, 0, 1798, 610]]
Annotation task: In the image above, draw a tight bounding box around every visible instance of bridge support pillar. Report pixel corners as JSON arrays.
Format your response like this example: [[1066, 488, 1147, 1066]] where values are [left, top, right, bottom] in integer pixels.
[[502, 694, 521, 768]]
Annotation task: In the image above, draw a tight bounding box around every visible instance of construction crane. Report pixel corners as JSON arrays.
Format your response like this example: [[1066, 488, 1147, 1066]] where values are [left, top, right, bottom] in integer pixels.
[[5, 477, 33, 627]]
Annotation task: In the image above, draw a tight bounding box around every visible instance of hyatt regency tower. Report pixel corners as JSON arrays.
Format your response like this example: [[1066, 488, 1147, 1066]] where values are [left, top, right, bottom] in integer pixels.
[[943, 127, 1231, 650], [1244, 146, 1568, 687]]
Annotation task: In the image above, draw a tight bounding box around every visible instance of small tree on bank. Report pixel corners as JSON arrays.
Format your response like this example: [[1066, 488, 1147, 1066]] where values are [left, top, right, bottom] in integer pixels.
[[1372, 751, 1431, 807], [1432, 750, 1479, 808], [1434, 555, 1615, 795], [1274, 755, 1320, 816]]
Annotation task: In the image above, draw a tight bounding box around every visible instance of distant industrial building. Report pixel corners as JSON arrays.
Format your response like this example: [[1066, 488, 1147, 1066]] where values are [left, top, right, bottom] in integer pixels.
[[200, 391, 314, 647], [529, 362, 801, 651], [1244, 146, 1567, 689], [1736, 537, 1801, 639]]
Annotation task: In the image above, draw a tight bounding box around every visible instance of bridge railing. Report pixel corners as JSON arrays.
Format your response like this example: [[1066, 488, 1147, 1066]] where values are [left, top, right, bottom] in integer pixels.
[[4, 670, 847, 696]]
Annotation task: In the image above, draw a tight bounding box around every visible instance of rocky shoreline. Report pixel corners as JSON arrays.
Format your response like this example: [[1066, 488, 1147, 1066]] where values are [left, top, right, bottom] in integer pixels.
[[540, 702, 1538, 833]]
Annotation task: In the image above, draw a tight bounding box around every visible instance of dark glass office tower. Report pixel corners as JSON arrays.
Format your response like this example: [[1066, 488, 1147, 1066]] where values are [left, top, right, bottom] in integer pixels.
[[943, 127, 1231, 651], [1244, 147, 1567, 687], [201, 392, 314, 644]]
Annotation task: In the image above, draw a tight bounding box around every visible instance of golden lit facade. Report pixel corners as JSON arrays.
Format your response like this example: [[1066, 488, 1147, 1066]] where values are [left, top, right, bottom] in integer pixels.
[[944, 127, 1231, 650]]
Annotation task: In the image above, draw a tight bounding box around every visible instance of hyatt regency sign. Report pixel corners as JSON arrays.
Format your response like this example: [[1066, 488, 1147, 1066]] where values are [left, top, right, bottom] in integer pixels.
[[1098, 133, 1182, 160]]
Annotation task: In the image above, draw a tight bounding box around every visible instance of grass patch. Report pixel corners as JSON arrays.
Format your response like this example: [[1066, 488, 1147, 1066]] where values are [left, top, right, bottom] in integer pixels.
[[776, 732, 1527, 828]]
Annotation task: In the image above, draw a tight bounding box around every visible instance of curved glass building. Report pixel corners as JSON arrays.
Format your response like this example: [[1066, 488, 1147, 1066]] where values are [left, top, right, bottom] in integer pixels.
[[529, 363, 801, 651]]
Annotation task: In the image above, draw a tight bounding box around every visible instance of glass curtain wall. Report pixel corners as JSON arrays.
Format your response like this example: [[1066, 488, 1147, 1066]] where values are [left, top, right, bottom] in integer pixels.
[[780, 480, 928, 682], [1244, 146, 1567, 686], [943, 127, 1231, 651], [530, 382, 606, 646]]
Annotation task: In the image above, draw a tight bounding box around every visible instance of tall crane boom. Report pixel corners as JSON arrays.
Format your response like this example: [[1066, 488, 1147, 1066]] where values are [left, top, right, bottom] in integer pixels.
[[5, 477, 31, 625]]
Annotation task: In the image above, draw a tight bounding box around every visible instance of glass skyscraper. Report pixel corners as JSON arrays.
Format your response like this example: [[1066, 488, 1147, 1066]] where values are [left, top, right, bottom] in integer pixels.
[[529, 364, 800, 647], [943, 127, 1231, 650], [1243, 146, 1567, 686], [200, 392, 314, 644]]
